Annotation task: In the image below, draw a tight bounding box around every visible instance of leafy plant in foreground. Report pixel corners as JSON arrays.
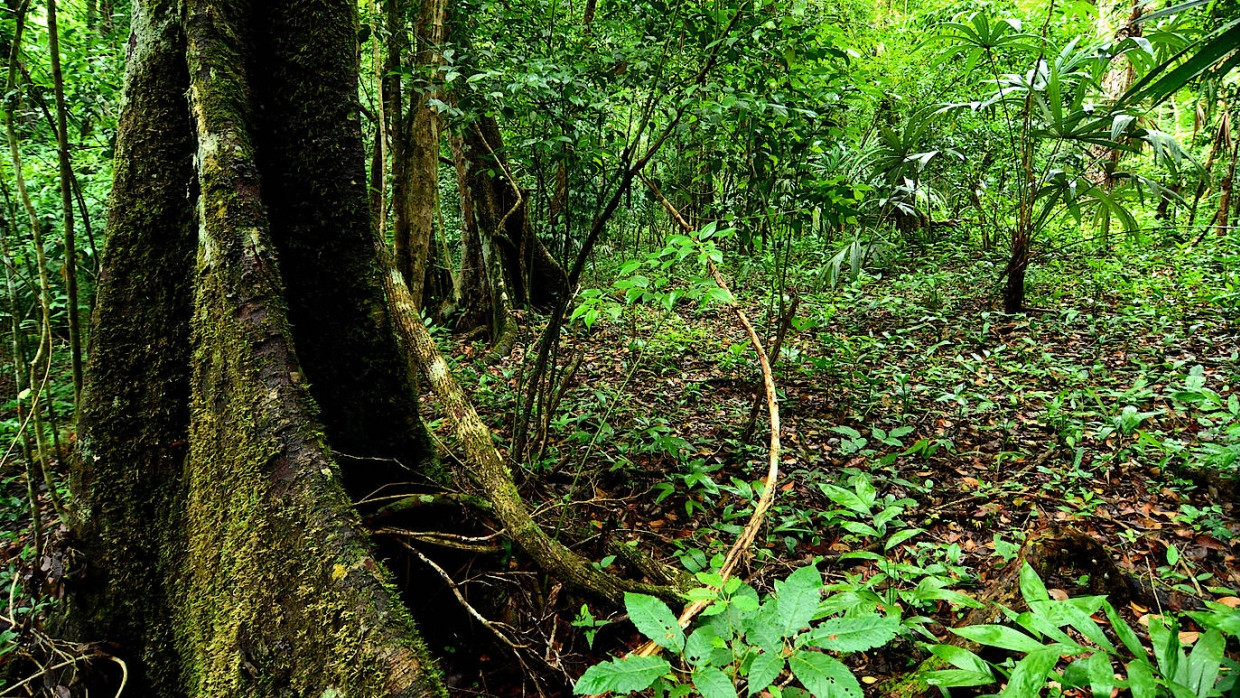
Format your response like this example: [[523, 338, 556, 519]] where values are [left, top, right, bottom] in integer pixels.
[[574, 563, 902, 697]]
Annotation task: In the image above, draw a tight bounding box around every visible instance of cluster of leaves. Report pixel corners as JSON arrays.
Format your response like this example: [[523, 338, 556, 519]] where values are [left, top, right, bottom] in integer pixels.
[[926, 563, 1240, 698], [574, 563, 898, 697], [573, 558, 1240, 698], [570, 223, 736, 331]]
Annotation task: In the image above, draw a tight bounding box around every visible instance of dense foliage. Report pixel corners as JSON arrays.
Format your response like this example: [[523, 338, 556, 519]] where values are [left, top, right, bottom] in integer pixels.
[[1, 0, 1238, 693]]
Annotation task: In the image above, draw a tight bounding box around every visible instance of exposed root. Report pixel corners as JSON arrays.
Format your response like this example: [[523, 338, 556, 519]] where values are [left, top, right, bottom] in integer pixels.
[[379, 239, 681, 605]]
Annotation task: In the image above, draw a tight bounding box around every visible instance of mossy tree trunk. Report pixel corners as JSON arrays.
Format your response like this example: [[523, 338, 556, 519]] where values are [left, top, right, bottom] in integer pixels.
[[70, 0, 445, 693]]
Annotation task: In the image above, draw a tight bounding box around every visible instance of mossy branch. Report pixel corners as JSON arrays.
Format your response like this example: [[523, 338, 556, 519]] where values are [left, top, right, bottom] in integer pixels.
[[379, 240, 681, 605]]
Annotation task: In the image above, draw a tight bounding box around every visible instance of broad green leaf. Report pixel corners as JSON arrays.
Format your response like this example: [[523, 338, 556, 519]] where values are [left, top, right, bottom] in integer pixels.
[[1148, 616, 1187, 686], [625, 593, 684, 652], [686, 626, 721, 668], [1019, 563, 1050, 604], [1000, 648, 1059, 698], [1186, 629, 1224, 698], [775, 565, 823, 637], [884, 527, 923, 551], [693, 666, 738, 698], [1188, 606, 1240, 637], [1085, 651, 1115, 698], [923, 669, 996, 688], [573, 656, 671, 694], [804, 615, 900, 653], [744, 600, 785, 652], [819, 483, 869, 514], [930, 645, 992, 675], [1127, 658, 1156, 698], [951, 624, 1047, 652], [1102, 600, 1144, 657], [747, 651, 785, 695], [789, 652, 862, 698]]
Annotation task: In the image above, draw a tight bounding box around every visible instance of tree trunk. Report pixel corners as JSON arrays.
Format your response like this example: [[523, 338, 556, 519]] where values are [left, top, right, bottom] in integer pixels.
[[47, 0, 84, 407], [1087, 0, 1142, 188], [1215, 133, 1239, 236], [69, 0, 445, 693], [399, 0, 450, 312], [454, 115, 568, 346], [1003, 238, 1028, 314]]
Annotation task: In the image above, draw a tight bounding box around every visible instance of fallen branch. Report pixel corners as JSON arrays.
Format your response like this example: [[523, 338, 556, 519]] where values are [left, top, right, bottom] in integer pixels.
[[633, 173, 782, 657]]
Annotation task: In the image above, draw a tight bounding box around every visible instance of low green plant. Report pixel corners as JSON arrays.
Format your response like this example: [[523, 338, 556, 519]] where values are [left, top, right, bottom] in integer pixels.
[[573, 604, 611, 650], [923, 563, 1240, 698], [818, 473, 922, 549], [573, 563, 901, 697]]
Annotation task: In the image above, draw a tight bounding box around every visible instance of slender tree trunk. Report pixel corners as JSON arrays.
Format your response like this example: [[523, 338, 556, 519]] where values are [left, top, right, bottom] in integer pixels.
[[69, 0, 446, 692], [393, 0, 451, 312], [449, 128, 491, 331], [47, 0, 83, 407], [1188, 107, 1228, 228], [1087, 0, 1142, 188], [1215, 135, 1239, 236], [388, 0, 412, 288], [455, 117, 567, 340], [4, 5, 60, 512]]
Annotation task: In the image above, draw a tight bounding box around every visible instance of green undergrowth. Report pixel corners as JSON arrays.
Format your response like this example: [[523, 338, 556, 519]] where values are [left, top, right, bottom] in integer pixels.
[[436, 226, 1240, 695]]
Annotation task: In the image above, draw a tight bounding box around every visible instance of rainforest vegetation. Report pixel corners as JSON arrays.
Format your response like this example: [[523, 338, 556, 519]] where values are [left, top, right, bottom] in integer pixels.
[[0, 0, 1238, 694]]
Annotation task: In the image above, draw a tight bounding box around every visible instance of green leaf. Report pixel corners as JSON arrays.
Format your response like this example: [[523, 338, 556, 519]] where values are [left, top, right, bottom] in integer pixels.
[[775, 565, 822, 637], [1188, 606, 1240, 637], [923, 669, 996, 688], [625, 593, 685, 652], [708, 286, 735, 305], [1148, 616, 1186, 686], [748, 651, 785, 695], [884, 527, 924, 551], [951, 625, 1047, 652], [744, 601, 784, 651], [1084, 651, 1115, 698], [694, 666, 738, 698], [686, 626, 721, 668], [573, 656, 672, 694], [1186, 629, 1224, 698], [805, 615, 900, 653], [1121, 20, 1240, 106], [1102, 600, 1144, 657], [1126, 658, 1156, 698], [788, 652, 862, 698], [1000, 648, 1060, 698], [1019, 563, 1051, 604], [819, 483, 869, 515], [930, 645, 992, 675]]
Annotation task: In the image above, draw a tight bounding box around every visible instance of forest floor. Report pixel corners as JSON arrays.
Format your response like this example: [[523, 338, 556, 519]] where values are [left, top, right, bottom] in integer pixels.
[[0, 234, 1237, 696], [426, 233, 1240, 695]]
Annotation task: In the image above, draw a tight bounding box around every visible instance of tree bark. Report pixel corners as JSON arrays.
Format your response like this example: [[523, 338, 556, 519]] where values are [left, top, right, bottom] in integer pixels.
[[1214, 132, 1239, 236], [452, 113, 568, 356], [399, 0, 450, 312], [1003, 238, 1028, 314], [69, 0, 445, 693]]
